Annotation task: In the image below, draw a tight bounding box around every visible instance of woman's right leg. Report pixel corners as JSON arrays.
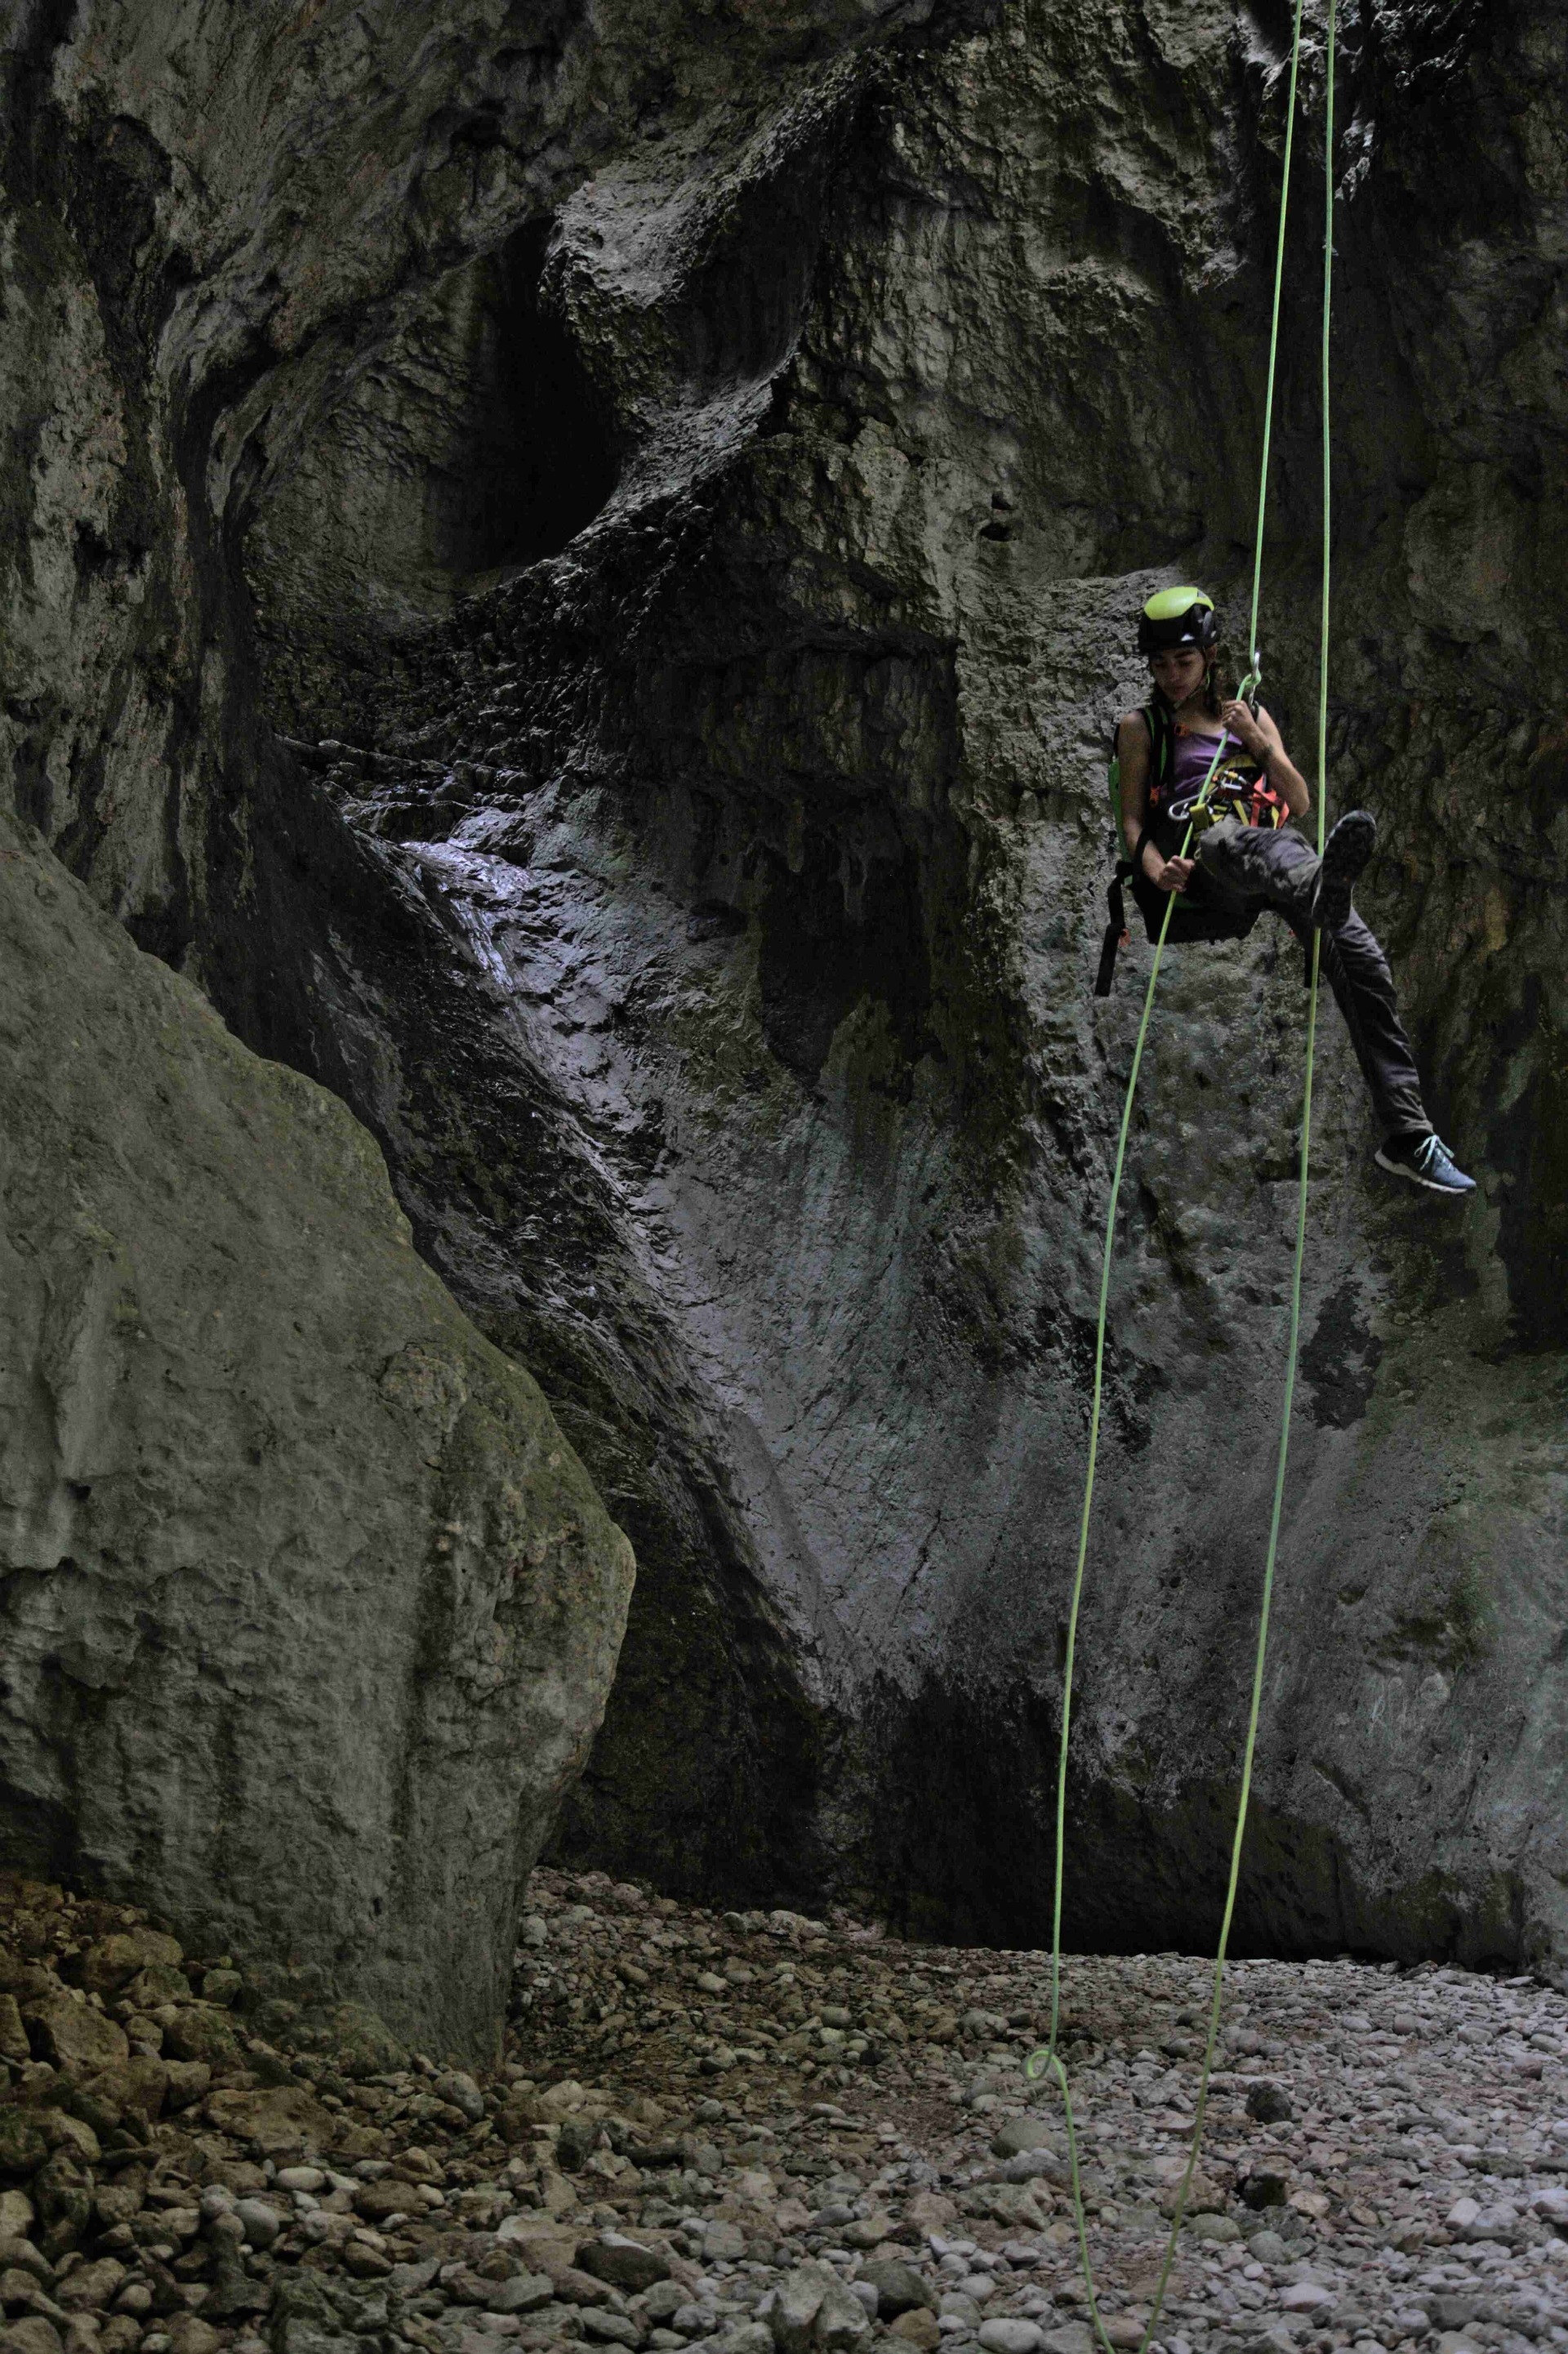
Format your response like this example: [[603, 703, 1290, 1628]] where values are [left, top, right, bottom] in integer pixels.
[[1307, 907, 1430, 1140], [1196, 821, 1430, 1139]]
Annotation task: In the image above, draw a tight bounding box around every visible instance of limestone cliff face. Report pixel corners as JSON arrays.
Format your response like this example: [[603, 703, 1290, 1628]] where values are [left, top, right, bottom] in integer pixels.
[[4, 0, 1566, 1974]]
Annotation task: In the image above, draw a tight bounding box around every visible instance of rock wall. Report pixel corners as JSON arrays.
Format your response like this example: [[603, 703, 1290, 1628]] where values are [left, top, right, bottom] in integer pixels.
[[2, 0, 972, 1929], [0, 0, 949, 2042], [5, 0, 1567, 1977]]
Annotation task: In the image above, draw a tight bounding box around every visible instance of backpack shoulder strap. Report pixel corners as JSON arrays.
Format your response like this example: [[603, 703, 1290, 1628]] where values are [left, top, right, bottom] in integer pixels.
[[1094, 866, 1127, 998], [1143, 699, 1173, 791], [1109, 702, 1170, 800]]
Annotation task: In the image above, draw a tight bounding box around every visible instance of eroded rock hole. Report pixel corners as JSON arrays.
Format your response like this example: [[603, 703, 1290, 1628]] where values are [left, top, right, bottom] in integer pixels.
[[756, 836, 931, 1086], [247, 219, 617, 735], [431, 221, 617, 576], [671, 162, 829, 393]]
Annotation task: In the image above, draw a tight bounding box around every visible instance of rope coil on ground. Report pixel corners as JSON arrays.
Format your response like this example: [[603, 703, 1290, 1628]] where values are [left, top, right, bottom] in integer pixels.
[[1026, 8, 1338, 2347]]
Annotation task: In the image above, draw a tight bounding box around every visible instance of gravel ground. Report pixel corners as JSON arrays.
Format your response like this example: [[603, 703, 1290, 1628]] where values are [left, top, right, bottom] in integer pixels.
[[2, 1870, 1567, 2354]]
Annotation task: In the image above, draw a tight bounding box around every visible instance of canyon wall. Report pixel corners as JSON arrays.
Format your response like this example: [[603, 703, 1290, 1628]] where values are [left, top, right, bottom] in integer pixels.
[[3, 0, 1566, 1977]]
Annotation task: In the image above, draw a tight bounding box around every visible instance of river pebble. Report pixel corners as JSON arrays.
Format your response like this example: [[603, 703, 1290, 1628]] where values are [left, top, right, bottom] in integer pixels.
[[3, 1870, 1568, 2354], [502, 1870, 1568, 2354]]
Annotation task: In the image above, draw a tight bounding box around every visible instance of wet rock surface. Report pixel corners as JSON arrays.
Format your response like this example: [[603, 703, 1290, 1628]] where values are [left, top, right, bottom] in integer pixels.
[[9, 1868, 1568, 2354]]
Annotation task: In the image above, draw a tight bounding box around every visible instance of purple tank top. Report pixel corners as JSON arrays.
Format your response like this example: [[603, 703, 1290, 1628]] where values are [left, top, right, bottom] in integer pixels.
[[1147, 719, 1283, 858], [1165, 726, 1262, 816], [1170, 727, 1232, 797]]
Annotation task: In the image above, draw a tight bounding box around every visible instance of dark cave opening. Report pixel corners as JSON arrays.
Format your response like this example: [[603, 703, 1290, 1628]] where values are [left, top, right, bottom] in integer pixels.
[[244, 216, 621, 738], [428, 220, 619, 577], [756, 834, 933, 1086]]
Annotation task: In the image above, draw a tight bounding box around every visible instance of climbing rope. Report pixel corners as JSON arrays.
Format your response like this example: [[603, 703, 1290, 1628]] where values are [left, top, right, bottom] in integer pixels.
[[1026, 7, 1338, 2348]]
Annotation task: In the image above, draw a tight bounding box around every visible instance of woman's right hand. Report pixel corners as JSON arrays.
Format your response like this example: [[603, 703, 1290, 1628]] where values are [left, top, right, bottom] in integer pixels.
[[1147, 853, 1195, 894]]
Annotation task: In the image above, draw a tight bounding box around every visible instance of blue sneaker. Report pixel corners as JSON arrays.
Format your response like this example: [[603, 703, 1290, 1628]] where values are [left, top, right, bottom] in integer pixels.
[[1374, 1132, 1476, 1197]]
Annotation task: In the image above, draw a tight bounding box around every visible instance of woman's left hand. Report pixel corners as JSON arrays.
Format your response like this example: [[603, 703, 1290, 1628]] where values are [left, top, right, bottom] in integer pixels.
[[1221, 697, 1310, 818], [1219, 698, 1267, 756], [1220, 698, 1277, 760]]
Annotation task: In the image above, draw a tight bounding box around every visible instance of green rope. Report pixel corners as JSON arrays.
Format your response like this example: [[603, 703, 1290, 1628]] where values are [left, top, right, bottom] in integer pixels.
[[1246, 1, 1309, 681], [1316, 0, 1335, 883], [1027, 7, 1337, 2347]]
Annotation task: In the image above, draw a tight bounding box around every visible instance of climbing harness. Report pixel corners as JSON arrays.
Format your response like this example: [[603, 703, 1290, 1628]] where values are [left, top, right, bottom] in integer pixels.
[[1030, 7, 1338, 2351], [1094, 699, 1292, 995]]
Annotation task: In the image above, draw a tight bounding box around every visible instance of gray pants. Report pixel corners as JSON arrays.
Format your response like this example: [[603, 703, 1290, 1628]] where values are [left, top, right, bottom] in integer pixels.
[[1195, 818, 1428, 1138]]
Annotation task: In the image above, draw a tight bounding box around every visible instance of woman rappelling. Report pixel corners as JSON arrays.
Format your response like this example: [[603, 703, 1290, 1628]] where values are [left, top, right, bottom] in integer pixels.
[[1101, 586, 1474, 1197]]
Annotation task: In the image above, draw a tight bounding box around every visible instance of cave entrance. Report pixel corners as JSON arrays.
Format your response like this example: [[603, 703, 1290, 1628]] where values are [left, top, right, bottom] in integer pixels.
[[246, 216, 618, 738], [425, 220, 618, 578]]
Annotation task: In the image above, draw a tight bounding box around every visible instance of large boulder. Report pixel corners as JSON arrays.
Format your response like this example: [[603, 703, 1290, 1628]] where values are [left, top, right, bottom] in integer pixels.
[[0, 816, 634, 2060]]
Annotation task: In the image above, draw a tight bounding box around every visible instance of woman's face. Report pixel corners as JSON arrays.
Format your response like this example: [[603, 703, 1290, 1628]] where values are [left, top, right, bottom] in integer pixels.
[[1149, 646, 1209, 703]]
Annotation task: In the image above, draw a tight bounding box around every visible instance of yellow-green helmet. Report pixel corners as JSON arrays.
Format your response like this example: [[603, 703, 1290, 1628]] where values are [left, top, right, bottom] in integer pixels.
[[1137, 586, 1218, 655]]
